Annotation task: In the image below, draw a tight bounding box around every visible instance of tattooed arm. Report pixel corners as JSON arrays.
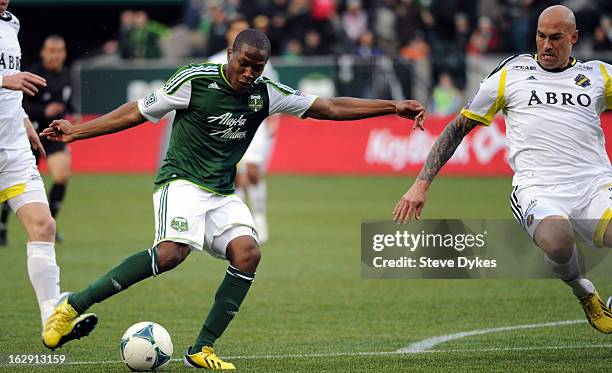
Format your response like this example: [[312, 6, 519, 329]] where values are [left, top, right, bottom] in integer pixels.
[[393, 114, 480, 223]]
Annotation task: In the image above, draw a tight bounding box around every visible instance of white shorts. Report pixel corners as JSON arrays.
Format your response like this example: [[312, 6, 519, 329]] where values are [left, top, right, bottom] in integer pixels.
[[0, 148, 47, 211], [238, 122, 272, 171], [152, 180, 258, 258], [511, 176, 612, 247]]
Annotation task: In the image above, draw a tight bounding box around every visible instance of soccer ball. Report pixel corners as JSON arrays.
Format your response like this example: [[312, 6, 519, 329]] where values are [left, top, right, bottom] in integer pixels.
[[119, 322, 173, 371]]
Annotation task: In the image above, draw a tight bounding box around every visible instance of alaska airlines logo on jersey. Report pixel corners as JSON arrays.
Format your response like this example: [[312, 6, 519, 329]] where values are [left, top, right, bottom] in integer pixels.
[[208, 112, 248, 139], [512, 65, 536, 71], [527, 90, 591, 107], [0, 52, 21, 70], [574, 74, 591, 88], [248, 93, 263, 112]]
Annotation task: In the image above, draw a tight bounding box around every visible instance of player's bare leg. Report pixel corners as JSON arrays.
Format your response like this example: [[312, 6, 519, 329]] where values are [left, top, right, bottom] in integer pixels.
[[536, 216, 612, 333]]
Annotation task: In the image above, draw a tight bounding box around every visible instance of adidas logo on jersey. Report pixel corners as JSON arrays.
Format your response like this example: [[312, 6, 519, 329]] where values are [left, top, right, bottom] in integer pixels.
[[208, 82, 220, 90], [526, 76, 537, 80]]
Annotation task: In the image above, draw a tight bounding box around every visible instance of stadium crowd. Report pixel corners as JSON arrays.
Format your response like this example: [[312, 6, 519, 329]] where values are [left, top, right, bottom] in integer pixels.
[[115, 0, 612, 60]]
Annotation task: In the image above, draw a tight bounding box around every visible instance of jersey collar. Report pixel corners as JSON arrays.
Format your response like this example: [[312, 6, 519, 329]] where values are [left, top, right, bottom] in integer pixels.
[[220, 64, 234, 90], [0, 11, 12, 22], [534, 54, 577, 73]]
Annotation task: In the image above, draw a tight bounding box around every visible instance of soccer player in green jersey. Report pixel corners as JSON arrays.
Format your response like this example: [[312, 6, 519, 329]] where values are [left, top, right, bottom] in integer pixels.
[[40, 29, 425, 369]]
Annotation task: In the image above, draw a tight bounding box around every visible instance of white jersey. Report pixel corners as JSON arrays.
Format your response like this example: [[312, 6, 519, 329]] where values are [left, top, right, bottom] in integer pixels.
[[0, 11, 28, 150], [461, 54, 612, 186]]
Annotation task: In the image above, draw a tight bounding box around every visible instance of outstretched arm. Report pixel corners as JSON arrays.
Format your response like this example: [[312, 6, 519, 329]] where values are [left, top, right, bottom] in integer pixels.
[[393, 114, 480, 223], [40, 101, 146, 143], [304, 97, 426, 129]]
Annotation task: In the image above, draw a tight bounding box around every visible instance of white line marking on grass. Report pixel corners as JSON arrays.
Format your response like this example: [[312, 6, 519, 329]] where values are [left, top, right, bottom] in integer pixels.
[[0, 319, 596, 367], [1, 342, 609, 368], [397, 319, 586, 353]]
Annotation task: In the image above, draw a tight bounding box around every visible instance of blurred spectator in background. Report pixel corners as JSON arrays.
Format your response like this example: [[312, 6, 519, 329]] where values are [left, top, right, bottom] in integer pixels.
[[269, 12, 287, 56], [342, 0, 368, 45], [429, 72, 462, 116], [373, 0, 399, 54], [396, 0, 424, 44], [467, 16, 502, 55], [500, 0, 550, 53], [283, 38, 303, 62], [182, 0, 206, 30], [117, 10, 135, 59], [303, 29, 326, 55], [355, 30, 384, 57], [201, 1, 229, 56], [286, 0, 311, 42], [594, 16, 612, 51], [399, 31, 430, 61], [119, 10, 168, 59]]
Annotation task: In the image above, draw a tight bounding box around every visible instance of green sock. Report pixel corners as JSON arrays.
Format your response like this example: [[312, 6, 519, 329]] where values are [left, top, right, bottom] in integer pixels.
[[190, 265, 255, 353], [69, 248, 160, 314]]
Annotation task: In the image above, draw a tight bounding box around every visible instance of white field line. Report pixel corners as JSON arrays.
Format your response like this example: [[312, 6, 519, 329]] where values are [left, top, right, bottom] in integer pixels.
[[397, 319, 586, 353], [0, 319, 597, 368]]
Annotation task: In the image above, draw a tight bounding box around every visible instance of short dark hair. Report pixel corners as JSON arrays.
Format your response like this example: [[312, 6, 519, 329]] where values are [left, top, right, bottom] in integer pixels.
[[232, 28, 271, 56]]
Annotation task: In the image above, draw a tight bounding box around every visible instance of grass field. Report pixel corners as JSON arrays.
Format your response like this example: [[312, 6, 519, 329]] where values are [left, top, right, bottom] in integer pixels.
[[1, 174, 612, 372]]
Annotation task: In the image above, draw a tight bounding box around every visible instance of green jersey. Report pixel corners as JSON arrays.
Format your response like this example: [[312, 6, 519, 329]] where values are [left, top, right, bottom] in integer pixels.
[[138, 63, 317, 195]]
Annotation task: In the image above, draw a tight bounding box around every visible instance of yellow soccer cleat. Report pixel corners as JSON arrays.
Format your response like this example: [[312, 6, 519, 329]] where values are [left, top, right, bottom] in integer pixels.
[[42, 295, 98, 350], [579, 290, 612, 334], [183, 346, 236, 370]]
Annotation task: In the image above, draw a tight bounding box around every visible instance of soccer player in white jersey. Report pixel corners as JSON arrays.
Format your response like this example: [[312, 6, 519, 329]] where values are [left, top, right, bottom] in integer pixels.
[[208, 16, 276, 243], [395, 5, 612, 334], [0, 0, 97, 343]]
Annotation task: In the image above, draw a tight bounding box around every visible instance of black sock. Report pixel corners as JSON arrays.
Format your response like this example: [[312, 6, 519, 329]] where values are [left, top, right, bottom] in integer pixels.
[[49, 183, 66, 218], [0, 202, 10, 227]]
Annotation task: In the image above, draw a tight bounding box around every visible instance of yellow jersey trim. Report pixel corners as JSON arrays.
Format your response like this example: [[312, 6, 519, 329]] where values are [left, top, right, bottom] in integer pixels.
[[600, 63, 612, 110], [594, 207, 612, 248], [460, 67, 507, 126], [0, 183, 25, 204], [459, 109, 491, 126]]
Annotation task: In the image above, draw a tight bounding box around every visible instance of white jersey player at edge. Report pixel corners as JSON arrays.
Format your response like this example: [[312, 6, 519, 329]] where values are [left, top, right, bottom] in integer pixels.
[[395, 5, 612, 334], [0, 0, 97, 343], [208, 16, 277, 243]]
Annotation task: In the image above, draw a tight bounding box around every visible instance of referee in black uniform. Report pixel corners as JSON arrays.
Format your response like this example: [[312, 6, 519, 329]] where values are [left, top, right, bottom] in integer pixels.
[[0, 35, 73, 245]]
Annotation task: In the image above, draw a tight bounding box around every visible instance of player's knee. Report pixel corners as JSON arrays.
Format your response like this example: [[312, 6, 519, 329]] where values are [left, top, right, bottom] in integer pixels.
[[229, 240, 261, 272], [156, 242, 190, 272], [55, 172, 70, 184], [538, 234, 575, 262], [32, 215, 56, 241]]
